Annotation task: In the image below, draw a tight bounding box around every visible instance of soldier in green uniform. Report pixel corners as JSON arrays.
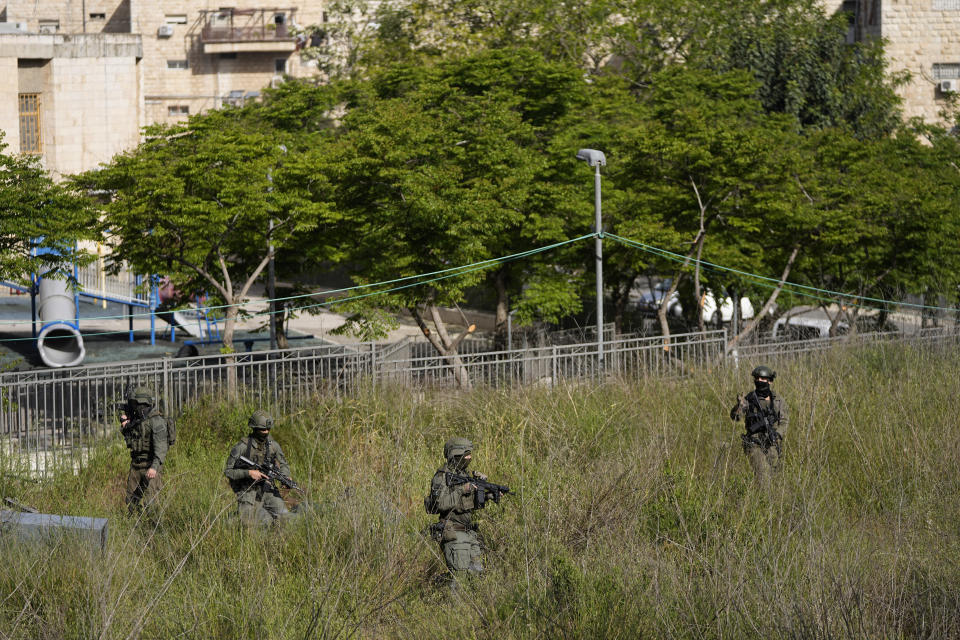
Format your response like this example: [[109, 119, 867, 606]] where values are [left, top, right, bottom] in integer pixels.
[[730, 365, 789, 487], [426, 437, 500, 583], [120, 386, 169, 514], [223, 410, 294, 526]]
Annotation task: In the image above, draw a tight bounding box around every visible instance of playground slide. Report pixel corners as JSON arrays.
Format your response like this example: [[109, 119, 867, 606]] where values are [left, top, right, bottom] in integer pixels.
[[36, 274, 85, 368], [171, 310, 205, 338]]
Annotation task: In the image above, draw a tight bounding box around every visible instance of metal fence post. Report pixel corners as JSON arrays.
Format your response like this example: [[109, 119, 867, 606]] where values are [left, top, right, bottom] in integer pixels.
[[552, 345, 557, 388], [162, 357, 171, 416]]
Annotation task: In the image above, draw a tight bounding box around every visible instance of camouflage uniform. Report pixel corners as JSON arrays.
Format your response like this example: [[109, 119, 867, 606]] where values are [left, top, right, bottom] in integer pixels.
[[428, 438, 486, 576], [223, 410, 292, 526], [731, 366, 789, 487], [120, 387, 169, 513]]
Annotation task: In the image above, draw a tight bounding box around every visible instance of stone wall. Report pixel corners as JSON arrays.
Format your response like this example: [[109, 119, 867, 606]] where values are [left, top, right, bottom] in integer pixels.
[[881, 0, 960, 122], [0, 33, 141, 177], [134, 1, 326, 126]]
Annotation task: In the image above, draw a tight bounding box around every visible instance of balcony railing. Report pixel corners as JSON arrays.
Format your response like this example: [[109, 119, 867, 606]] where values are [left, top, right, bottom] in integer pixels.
[[198, 8, 297, 44]]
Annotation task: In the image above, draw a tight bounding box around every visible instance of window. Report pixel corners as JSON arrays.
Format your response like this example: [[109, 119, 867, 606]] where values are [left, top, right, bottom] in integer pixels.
[[166, 59, 189, 69], [933, 63, 960, 80], [274, 58, 287, 73], [164, 14, 188, 25], [934, 0, 960, 10], [18, 94, 42, 154], [168, 105, 189, 117], [38, 19, 59, 33], [219, 52, 237, 60], [89, 13, 106, 20]]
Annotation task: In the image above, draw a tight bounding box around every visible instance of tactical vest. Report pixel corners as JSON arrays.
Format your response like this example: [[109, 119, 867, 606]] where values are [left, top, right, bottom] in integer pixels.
[[744, 392, 779, 436], [123, 414, 165, 467], [230, 436, 279, 496]]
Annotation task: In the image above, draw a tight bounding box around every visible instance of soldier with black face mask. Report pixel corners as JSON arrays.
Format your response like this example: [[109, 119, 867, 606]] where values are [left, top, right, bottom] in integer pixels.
[[425, 437, 499, 586], [730, 365, 789, 486]]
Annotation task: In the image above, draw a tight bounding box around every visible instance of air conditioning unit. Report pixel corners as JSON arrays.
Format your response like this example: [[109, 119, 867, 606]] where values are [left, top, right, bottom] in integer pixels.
[[157, 24, 174, 38], [939, 79, 958, 93]]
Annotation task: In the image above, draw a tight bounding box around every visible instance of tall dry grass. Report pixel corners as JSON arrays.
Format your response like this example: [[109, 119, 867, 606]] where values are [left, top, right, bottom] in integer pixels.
[[1, 342, 958, 639]]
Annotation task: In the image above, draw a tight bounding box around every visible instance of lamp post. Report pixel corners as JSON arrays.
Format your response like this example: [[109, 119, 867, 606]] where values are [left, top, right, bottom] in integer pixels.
[[576, 148, 606, 365], [266, 145, 288, 351]]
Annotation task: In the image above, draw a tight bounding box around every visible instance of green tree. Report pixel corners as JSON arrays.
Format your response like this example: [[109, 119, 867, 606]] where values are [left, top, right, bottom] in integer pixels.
[[615, 68, 801, 342], [0, 137, 96, 284], [76, 110, 335, 351], [322, 50, 594, 383]]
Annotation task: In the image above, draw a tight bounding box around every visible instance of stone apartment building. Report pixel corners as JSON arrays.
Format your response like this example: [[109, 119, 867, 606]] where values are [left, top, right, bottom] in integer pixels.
[[0, 1, 326, 177], [827, 0, 960, 123]]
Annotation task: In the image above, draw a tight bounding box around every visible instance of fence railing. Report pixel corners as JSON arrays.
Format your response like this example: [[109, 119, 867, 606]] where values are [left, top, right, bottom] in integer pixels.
[[2, 326, 958, 477]]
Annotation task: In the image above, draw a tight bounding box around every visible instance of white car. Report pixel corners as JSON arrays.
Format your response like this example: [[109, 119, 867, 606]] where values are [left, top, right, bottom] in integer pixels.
[[638, 281, 755, 324], [772, 307, 848, 340]]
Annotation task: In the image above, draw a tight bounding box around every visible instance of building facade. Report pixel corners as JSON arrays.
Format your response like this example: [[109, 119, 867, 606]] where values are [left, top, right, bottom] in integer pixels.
[[827, 0, 960, 123], [0, 1, 325, 176]]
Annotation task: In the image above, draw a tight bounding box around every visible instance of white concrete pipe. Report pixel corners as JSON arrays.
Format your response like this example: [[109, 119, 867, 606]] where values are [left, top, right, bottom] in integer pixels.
[[36, 276, 85, 368]]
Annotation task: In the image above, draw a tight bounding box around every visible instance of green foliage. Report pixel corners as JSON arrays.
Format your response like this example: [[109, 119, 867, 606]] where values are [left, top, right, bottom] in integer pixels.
[[3, 345, 960, 637], [75, 109, 338, 348], [0, 136, 97, 283]]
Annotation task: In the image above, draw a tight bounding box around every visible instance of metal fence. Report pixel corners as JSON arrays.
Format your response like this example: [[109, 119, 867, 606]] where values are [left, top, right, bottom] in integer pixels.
[[2, 326, 959, 476]]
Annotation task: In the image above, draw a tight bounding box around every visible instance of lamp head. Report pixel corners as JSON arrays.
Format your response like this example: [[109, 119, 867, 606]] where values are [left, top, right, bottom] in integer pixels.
[[576, 148, 606, 167]]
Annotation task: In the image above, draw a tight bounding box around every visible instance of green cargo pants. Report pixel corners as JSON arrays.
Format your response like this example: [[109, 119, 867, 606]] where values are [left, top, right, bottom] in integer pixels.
[[237, 488, 290, 526], [441, 529, 482, 574], [744, 441, 780, 488], [125, 467, 162, 513]]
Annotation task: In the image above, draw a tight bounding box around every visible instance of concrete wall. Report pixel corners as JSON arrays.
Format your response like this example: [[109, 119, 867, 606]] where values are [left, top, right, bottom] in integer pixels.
[[3, 0, 131, 34], [46, 54, 140, 176], [134, 1, 326, 126], [821, 0, 960, 123], [0, 33, 141, 176], [880, 0, 960, 122], [0, 57, 18, 153]]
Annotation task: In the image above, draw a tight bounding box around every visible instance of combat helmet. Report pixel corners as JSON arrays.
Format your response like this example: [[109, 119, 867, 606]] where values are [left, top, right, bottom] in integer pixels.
[[248, 409, 274, 430], [128, 386, 155, 407], [444, 437, 472, 461], [751, 365, 776, 380]]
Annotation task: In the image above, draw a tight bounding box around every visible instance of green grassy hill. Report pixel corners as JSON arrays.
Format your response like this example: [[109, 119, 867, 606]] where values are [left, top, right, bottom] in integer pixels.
[[1, 343, 958, 639]]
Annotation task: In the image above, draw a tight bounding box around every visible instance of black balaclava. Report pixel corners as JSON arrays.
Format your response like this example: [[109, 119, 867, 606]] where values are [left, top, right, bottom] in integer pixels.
[[452, 453, 471, 472], [754, 379, 771, 398], [252, 428, 270, 442]]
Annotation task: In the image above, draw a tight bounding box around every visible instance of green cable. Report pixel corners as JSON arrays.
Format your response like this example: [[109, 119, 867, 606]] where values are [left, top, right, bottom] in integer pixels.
[[0, 234, 589, 343], [607, 233, 959, 314], [0, 234, 592, 329]]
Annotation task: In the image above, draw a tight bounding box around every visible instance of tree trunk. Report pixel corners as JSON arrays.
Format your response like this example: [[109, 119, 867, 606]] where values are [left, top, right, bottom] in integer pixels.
[[612, 274, 637, 336], [409, 303, 475, 390], [727, 243, 800, 351], [493, 268, 509, 350], [276, 302, 289, 349], [693, 234, 706, 333]]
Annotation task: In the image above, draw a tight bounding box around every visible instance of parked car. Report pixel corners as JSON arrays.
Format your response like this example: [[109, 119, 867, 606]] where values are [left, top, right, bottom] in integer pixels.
[[636, 281, 755, 324], [772, 307, 848, 340]]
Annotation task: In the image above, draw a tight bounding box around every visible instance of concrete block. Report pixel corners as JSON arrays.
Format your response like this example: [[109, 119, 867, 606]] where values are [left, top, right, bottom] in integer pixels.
[[0, 509, 108, 552]]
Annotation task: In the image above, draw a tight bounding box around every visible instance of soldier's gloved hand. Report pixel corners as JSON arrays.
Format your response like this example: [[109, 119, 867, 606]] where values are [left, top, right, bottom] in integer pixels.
[[460, 483, 476, 494], [474, 472, 488, 481], [120, 413, 130, 428], [248, 469, 266, 481]]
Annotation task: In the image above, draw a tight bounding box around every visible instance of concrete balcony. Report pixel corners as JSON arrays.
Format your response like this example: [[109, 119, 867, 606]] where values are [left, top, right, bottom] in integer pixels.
[[198, 8, 298, 54]]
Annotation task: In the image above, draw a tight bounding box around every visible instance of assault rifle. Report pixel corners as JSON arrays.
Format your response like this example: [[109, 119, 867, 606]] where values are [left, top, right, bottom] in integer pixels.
[[743, 395, 782, 456], [238, 455, 304, 494], [445, 472, 511, 507]]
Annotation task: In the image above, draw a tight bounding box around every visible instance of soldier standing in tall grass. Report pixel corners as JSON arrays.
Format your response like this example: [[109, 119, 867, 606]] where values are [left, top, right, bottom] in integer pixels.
[[120, 386, 170, 514], [224, 410, 294, 526], [425, 437, 502, 588], [731, 365, 788, 487]]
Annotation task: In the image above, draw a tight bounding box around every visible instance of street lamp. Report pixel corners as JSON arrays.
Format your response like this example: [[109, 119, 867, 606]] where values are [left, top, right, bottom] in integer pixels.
[[576, 148, 606, 365]]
